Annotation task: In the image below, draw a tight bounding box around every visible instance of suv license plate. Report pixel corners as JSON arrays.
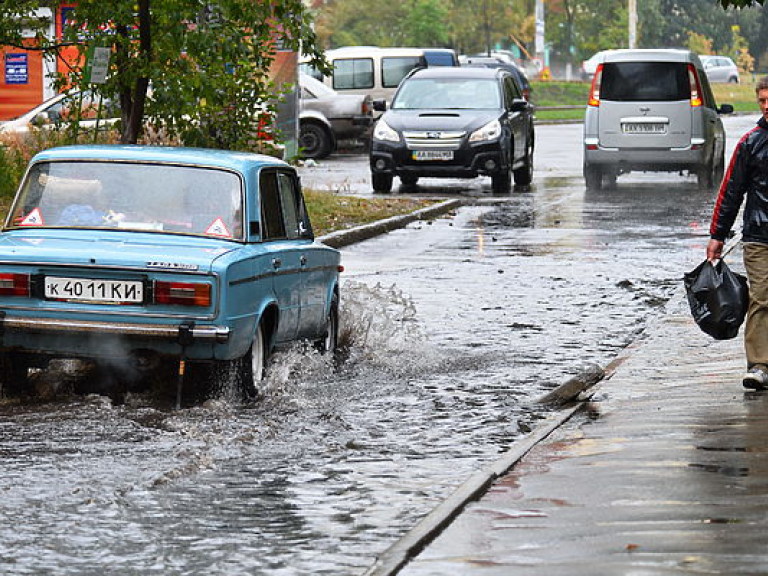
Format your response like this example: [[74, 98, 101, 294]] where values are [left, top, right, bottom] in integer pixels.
[[622, 122, 666, 134], [412, 150, 453, 161], [44, 276, 144, 304]]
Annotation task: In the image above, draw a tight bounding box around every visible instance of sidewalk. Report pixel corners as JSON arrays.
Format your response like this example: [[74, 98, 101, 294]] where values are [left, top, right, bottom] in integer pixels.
[[390, 251, 768, 574]]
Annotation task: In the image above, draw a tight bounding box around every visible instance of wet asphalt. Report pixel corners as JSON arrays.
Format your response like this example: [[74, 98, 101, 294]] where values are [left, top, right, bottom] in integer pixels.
[[1, 115, 763, 575]]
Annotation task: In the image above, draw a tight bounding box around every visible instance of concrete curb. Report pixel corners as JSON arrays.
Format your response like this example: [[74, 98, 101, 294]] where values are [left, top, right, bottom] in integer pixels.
[[317, 198, 464, 249]]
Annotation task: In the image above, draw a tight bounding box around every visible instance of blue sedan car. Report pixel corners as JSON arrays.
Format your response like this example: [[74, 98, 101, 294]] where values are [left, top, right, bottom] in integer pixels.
[[0, 145, 342, 402]]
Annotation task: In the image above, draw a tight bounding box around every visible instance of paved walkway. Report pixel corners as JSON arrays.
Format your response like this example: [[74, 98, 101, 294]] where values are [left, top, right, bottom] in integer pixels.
[[395, 252, 768, 575]]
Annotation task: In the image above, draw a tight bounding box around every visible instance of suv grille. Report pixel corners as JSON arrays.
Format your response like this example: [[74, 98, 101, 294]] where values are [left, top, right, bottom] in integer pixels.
[[403, 131, 465, 150]]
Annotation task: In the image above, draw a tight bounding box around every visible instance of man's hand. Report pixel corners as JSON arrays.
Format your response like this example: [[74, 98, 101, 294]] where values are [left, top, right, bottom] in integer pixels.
[[707, 238, 724, 262]]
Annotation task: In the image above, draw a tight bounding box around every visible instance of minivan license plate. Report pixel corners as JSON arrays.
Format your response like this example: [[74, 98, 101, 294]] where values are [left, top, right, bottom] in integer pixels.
[[622, 122, 666, 134], [44, 276, 144, 304], [412, 150, 453, 161]]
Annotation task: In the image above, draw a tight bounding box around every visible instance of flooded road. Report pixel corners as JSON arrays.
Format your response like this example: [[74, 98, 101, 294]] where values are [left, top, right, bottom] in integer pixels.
[[0, 116, 758, 575]]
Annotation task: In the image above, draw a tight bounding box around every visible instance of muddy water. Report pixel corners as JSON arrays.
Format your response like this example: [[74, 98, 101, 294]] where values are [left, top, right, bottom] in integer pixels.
[[0, 118, 746, 574]]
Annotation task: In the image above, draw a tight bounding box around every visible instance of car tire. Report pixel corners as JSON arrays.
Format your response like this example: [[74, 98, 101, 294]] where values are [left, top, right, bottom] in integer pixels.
[[513, 137, 534, 186], [400, 175, 419, 186], [299, 122, 333, 159], [238, 322, 268, 400], [697, 160, 715, 190], [584, 164, 603, 191], [0, 353, 28, 396], [714, 150, 725, 188], [372, 173, 393, 194], [315, 295, 339, 356], [491, 168, 512, 194]]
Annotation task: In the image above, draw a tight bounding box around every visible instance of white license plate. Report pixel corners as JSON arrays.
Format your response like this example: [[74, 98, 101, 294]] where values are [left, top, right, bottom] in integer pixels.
[[412, 150, 454, 161], [622, 122, 666, 134], [44, 276, 144, 304]]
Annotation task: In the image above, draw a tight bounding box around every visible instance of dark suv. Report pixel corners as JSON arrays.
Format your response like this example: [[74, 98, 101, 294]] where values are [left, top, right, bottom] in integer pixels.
[[369, 67, 535, 194]]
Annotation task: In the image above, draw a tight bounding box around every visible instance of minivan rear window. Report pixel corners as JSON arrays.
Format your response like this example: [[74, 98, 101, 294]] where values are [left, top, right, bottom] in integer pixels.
[[600, 62, 689, 101]]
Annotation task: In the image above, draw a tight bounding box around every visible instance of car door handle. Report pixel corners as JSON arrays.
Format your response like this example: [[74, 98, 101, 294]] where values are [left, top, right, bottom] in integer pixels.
[[300, 255, 308, 266], [272, 258, 282, 269]]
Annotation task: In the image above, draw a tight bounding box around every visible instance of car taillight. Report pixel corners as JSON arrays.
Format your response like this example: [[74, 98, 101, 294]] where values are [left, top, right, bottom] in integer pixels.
[[688, 64, 703, 107], [0, 273, 30, 296], [588, 64, 603, 107], [154, 281, 211, 306], [362, 99, 372, 115]]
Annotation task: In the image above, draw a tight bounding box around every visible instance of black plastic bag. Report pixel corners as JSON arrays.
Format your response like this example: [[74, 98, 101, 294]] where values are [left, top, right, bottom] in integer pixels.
[[684, 259, 749, 340]]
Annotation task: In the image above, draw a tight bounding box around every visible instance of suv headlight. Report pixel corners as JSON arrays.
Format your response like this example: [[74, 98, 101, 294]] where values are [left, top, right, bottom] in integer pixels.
[[373, 119, 400, 143], [469, 119, 502, 143]]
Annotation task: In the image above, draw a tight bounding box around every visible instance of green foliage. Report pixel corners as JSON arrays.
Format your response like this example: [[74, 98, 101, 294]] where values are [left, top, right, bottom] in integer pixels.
[[0, 1, 326, 150]]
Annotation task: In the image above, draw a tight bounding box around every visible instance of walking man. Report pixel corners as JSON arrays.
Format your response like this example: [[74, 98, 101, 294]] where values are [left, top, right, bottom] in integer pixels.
[[708, 75, 768, 389]]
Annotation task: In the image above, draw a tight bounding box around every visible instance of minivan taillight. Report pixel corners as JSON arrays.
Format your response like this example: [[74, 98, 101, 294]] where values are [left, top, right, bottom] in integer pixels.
[[687, 64, 703, 107], [0, 273, 30, 296], [154, 281, 211, 307], [588, 64, 603, 107]]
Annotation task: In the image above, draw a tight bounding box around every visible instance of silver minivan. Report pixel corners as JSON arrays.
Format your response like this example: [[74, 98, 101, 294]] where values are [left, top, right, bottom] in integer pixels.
[[583, 49, 733, 190]]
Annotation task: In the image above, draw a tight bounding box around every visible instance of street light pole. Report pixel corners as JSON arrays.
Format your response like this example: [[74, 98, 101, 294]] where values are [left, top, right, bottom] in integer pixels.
[[628, 0, 637, 48]]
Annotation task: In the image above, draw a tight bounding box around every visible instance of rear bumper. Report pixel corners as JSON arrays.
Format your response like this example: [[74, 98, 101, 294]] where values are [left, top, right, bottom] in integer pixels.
[[583, 141, 707, 171], [0, 314, 230, 343]]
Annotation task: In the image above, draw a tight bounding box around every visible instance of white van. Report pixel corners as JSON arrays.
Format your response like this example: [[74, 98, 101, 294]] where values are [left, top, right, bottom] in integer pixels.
[[300, 46, 428, 104], [583, 49, 734, 190]]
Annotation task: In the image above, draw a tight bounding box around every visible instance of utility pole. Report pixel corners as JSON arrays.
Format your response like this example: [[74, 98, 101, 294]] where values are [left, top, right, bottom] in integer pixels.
[[628, 0, 637, 49]]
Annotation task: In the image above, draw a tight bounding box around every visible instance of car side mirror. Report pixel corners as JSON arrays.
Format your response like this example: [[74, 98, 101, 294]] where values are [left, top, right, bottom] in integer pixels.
[[509, 99, 528, 113], [31, 112, 49, 127], [718, 103, 734, 115], [373, 99, 387, 112]]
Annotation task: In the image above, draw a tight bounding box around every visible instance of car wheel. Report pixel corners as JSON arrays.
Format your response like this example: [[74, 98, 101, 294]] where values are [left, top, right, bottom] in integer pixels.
[[299, 122, 332, 159], [697, 161, 715, 190], [0, 353, 29, 396], [584, 164, 603, 191], [728, 76, 739, 84], [513, 138, 534, 186], [239, 322, 268, 400], [400, 175, 419, 186], [372, 173, 393, 194], [491, 168, 512, 194], [315, 295, 339, 356], [714, 150, 725, 188]]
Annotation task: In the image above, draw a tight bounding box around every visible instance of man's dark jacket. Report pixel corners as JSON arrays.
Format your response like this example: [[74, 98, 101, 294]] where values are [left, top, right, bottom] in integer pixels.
[[711, 116, 768, 243]]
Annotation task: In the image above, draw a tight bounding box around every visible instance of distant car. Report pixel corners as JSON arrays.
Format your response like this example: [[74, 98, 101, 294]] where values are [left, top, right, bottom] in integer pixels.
[[583, 48, 733, 190], [700, 55, 740, 83], [460, 55, 532, 101], [370, 66, 535, 194], [580, 50, 616, 81], [0, 90, 118, 135], [423, 48, 460, 67], [299, 73, 373, 159], [0, 145, 341, 402]]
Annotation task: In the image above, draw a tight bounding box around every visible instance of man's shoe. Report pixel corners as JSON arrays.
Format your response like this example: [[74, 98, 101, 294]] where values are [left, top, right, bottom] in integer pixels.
[[743, 366, 768, 390]]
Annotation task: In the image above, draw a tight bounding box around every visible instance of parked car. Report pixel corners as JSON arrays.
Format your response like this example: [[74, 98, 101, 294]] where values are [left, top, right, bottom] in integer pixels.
[[300, 46, 428, 106], [0, 90, 119, 135], [580, 51, 604, 81], [423, 48, 460, 67], [369, 66, 535, 194], [0, 145, 341, 402], [299, 73, 373, 159], [460, 55, 532, 101], [700, 55, 740, 84], [583, 48, 733, 190]]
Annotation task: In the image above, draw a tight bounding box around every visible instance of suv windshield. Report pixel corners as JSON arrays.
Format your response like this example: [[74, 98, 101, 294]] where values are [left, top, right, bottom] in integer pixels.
[[8, 161, 244, 240], [393, 78, 500, 110], [601, 62, 689, 101]]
